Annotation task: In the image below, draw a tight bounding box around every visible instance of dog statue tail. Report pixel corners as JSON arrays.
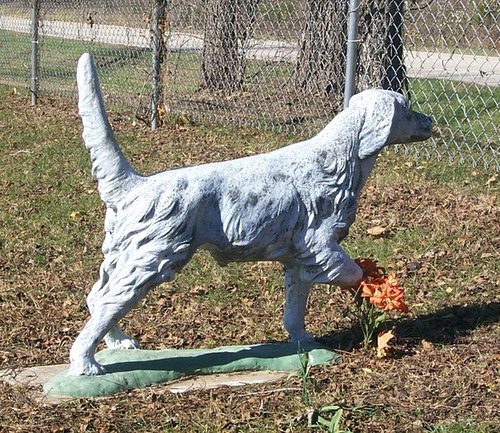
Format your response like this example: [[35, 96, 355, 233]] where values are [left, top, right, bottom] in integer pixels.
[[77, 53, 139, 208]]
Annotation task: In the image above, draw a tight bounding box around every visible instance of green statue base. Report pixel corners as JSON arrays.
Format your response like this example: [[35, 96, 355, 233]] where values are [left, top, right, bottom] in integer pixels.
[[44, 342, 340, 397]]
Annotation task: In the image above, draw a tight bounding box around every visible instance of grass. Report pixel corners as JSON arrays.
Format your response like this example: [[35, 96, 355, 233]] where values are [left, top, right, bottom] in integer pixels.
[[1, 27, 498, 169], [408, 77, 499, 167], [426, 421, 496, 433], [0, 28, 150, 97], [0, 86, 498, 432]]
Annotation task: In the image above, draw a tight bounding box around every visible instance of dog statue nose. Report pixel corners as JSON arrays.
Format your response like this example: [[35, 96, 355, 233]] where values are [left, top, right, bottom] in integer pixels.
[[418, 112, 433, 139], [424, 115, 433, 137]]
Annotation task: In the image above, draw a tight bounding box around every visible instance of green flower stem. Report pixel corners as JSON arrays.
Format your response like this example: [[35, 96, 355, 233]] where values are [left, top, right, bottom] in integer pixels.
[[349, 288, 386, 348]]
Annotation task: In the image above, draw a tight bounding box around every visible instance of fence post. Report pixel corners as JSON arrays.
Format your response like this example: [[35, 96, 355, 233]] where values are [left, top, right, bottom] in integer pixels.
[[343, 0, 360, 109], [30, 0, 40, 106], [150, 0, 166, 131]]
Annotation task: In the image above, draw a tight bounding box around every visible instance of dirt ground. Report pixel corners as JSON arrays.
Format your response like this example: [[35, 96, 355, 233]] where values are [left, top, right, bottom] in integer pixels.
[[0, 90, 498, 432]]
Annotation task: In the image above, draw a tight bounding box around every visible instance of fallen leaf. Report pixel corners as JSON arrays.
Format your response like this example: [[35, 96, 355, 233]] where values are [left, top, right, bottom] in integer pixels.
[[377, 330, 395, 358], [367, 226, 386, 236], [417, 265, 429, 274], [485, 175, 496, 186], [421, 340, 434, 351], [481, 253, 494, 259], [178, 111, 190, 126]]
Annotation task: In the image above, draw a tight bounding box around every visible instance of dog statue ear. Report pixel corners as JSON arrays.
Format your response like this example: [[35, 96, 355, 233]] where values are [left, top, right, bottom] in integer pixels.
[[350, 91, 396, 160]]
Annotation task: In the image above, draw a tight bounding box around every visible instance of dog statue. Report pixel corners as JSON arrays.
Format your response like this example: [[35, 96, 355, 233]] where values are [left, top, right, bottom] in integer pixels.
[[69, 53, 432, 375]]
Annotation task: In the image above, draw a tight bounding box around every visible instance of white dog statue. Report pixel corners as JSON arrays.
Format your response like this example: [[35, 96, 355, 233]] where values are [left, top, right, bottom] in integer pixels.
[[69, 53, 432, 375]]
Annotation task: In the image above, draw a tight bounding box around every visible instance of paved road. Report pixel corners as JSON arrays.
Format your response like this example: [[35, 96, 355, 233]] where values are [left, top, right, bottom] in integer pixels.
[[1, 15, 498, 86]]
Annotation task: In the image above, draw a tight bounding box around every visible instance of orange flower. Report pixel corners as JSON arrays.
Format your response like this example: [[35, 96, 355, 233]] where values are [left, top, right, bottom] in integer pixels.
[[356, 259, 409, 314], [355, 258, 385, 277], [360, 282, 376, 298]]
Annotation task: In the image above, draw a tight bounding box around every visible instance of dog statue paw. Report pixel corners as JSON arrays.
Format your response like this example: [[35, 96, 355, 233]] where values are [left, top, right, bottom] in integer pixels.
[[104, 328, 141, 350], [290, 331, 316, 344], [68, 353, 107, 376]]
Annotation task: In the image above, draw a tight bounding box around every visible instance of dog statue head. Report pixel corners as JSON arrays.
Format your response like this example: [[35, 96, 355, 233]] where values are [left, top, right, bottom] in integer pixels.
[[349, 89, 433, 160]]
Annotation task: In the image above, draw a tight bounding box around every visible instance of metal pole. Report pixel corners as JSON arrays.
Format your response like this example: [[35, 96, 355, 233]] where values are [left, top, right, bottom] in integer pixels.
[[344, 0, 360, 109], [150, 0, 165, 131], [30, 0, 40, 106]]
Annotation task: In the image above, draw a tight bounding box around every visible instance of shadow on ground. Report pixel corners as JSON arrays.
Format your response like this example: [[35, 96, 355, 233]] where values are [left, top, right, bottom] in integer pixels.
[[320, 301, 500, 352]]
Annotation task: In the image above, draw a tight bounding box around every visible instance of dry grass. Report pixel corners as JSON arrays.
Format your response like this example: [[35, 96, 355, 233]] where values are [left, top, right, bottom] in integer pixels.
[[0, 88, 498, 432]]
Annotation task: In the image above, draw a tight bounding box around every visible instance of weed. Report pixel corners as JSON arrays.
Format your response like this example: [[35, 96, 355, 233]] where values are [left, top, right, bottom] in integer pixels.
[[297, 345, 313, 407], [315, 404, 349, 433], [425, 420, 497, 433], [296, 347, 354, 432]]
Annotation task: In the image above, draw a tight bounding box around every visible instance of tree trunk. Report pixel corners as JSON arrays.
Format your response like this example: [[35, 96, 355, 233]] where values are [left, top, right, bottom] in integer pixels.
[[294, 0, 348, 98], [357, 0, 406, 93], [202, 0, 259, 94], [384, 0, 406, 92], [295, 0, 406, 100]]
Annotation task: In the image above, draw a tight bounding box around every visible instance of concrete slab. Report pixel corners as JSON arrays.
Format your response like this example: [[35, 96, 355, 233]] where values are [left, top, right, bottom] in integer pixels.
[[1, 364, 288, 404], [1, 364, 72, 404]]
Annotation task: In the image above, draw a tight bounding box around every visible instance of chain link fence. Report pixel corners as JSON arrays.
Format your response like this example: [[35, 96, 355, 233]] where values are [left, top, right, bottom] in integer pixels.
[[0, 0, 498, 169]]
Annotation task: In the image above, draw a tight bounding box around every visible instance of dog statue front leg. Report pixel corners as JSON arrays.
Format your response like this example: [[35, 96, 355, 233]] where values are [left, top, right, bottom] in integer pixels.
[[283, 264, 315, 343]]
